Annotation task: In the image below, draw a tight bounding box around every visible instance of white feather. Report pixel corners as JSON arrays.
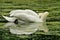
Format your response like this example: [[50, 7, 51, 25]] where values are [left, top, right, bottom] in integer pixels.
[[3, 16, 16, 22]]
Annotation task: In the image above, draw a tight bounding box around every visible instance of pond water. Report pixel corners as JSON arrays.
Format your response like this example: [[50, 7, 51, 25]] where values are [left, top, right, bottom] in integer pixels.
[[0, 22, 60, 36], [1, 22, 48, 34]]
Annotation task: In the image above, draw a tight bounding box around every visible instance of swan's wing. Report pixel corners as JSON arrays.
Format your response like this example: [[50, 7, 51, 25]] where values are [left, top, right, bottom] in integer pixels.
[[3, 16, 16, 22], [9, 10, 42, 22], [12, 13, 42, 22], [18, 20, 26, 24], [9, 10, 24, 14], [10, 9, 39, 17], [25, 9, 39, 17], [9, 10, 25, 16]]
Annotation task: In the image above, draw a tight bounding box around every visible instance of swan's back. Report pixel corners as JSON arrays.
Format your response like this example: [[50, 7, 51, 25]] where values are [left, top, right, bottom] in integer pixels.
[[9, 10, 25, 16], [25, 9, 39, 17], [9, 9, 39, 18]]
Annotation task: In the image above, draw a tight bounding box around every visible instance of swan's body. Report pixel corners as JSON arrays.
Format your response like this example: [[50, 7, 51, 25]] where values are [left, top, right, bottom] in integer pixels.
[[10, 13, 42, 22], [3, 10, 49, 23]]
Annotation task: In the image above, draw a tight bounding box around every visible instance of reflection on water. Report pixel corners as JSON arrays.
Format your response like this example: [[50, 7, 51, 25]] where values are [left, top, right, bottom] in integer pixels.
[[4, 22, 48, 35]]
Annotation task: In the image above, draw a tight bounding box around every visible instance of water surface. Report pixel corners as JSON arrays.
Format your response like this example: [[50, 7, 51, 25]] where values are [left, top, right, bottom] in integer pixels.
[[0, 22, 60, 35]]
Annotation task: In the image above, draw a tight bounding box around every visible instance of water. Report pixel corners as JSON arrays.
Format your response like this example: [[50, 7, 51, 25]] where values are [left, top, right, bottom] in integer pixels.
[[0, 22, 60, 40], [0, 22, 60, 35], [0, 22, 48, 35]]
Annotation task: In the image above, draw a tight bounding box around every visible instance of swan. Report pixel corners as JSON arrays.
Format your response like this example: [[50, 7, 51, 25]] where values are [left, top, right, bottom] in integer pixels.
[[3, 10, 49, 23]]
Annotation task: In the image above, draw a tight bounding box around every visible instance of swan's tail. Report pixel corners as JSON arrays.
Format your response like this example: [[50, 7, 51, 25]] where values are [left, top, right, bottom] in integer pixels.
[[39, 12, 49, 22], [3, 16, 16, 22]]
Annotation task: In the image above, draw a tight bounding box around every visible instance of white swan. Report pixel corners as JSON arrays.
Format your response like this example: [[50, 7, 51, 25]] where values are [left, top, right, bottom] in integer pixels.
[[3, 10, 49, 23]]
